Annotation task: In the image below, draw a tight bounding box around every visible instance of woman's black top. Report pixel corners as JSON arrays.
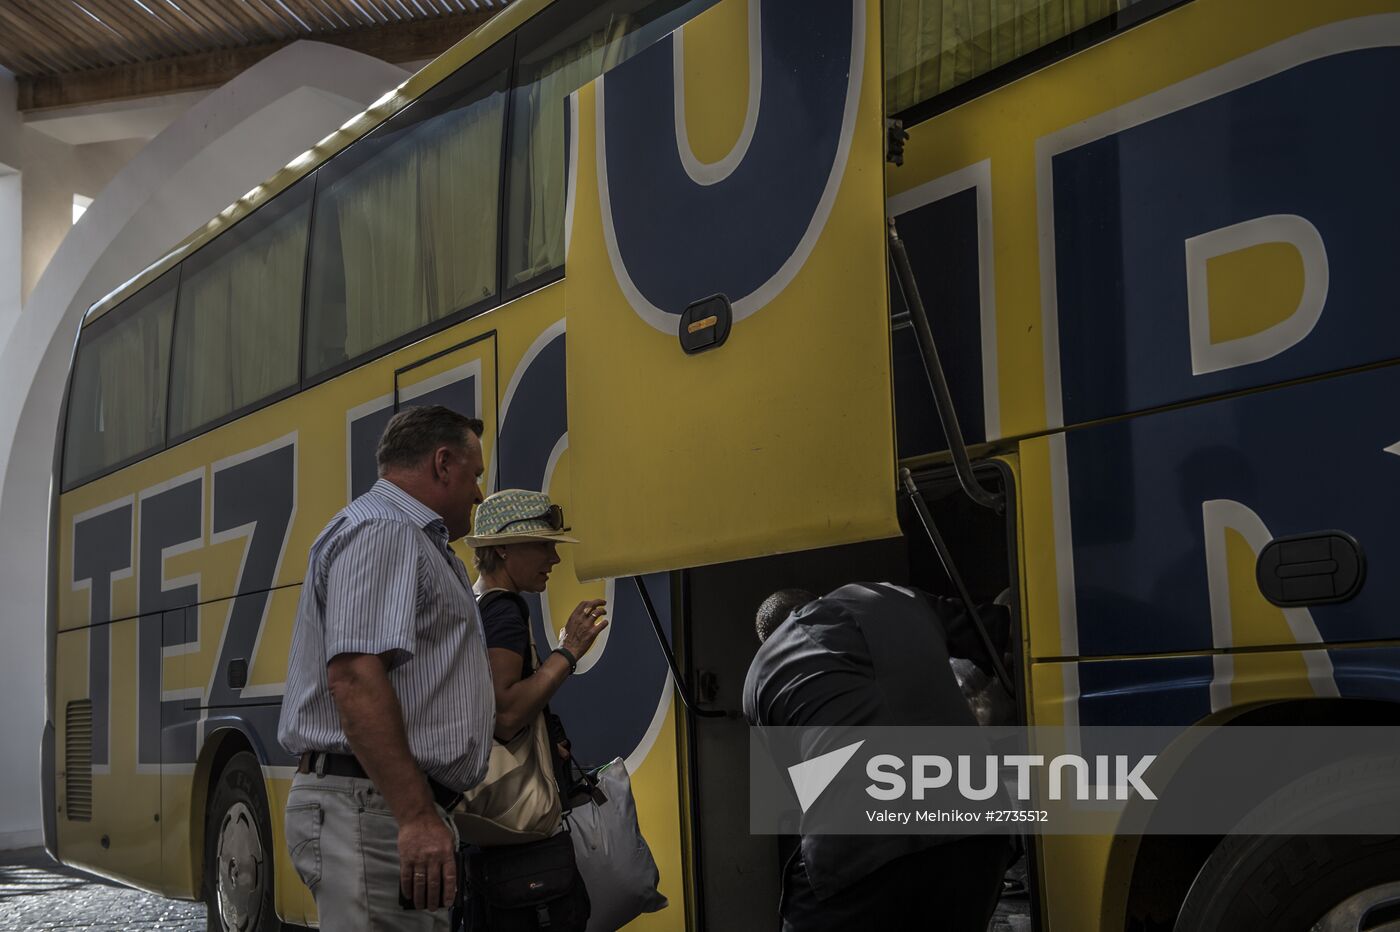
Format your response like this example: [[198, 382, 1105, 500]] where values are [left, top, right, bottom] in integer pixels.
[[477, 589, 575, 791], [480, 589, 534, 676]]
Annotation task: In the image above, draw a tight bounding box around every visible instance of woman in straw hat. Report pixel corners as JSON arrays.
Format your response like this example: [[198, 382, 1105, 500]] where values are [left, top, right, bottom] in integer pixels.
[[466, 488, 609, 747], [459, 489, 607, 928]]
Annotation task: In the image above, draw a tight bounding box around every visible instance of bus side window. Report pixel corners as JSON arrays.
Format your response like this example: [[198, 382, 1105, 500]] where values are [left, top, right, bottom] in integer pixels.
[[302, 53, 511, 379], [167, 174, 313, 439], [63, 271, 178, 489], [503, 0, 720, 293], [884, 0, 1140, 114]]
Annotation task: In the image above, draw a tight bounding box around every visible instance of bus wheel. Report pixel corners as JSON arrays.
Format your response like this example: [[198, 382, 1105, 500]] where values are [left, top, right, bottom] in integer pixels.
[[204, 752, 278, 932], [1173, 754, 1400, 931], [1173, 835, 1400, 931]]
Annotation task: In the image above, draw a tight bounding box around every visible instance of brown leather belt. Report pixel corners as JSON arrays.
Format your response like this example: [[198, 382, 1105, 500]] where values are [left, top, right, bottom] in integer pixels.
[[297, 750, 462, 812]]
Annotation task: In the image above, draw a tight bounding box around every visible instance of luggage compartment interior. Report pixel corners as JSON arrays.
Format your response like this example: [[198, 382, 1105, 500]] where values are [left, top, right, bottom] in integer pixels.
[[680, 463, 1020, 929]]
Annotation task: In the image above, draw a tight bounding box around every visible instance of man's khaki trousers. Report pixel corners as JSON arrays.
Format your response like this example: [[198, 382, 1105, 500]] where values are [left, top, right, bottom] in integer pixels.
[[286, 770, 458, 929]]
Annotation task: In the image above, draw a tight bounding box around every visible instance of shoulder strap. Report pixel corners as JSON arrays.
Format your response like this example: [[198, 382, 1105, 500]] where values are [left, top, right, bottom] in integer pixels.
[[477, 587, 530, 616], [478, 587, 538, 675], [477, 589, 573, 773]]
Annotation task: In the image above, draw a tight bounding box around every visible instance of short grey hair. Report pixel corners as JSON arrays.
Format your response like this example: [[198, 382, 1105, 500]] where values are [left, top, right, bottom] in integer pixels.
[[376, 405, 483, 475], [473, 545, 505, 573]]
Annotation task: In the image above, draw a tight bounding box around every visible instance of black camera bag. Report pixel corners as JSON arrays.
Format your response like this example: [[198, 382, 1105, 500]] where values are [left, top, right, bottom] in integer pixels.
[[468, 830, 590, 930]]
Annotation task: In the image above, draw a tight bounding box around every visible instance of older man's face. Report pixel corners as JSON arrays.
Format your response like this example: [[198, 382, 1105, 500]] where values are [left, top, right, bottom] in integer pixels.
[[442, 432, 485, 539]]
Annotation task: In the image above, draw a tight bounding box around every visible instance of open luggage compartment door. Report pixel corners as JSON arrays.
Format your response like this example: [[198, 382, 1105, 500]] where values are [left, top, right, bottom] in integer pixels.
[[564, 0, 897, 580]]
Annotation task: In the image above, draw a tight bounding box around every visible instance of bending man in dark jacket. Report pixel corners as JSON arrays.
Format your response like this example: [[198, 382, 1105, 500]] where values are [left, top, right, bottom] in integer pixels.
[[743, 582, 1014, 932]]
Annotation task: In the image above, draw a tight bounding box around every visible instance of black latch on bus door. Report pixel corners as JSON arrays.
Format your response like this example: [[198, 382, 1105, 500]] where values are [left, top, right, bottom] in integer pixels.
[[1255, 531, 1365, 608], [679, 294, 732, 355]]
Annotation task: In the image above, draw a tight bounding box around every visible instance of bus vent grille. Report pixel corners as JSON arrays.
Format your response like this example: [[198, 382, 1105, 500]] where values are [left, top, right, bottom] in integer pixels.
[[64, 700, 93, 822]]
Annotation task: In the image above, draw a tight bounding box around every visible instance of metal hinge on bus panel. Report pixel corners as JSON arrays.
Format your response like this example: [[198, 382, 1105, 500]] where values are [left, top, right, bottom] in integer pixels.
[[885, 119, 908, 167]]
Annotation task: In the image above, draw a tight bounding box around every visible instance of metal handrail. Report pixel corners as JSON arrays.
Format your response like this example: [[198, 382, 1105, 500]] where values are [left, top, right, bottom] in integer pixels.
[[631, 576, 726, 719], [888, 219, 1004, 514], [900, 468, 1016, 697]]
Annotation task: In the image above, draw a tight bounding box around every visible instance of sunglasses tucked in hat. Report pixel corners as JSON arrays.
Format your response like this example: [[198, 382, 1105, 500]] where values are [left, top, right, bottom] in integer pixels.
[[464, 489, 579, 548]]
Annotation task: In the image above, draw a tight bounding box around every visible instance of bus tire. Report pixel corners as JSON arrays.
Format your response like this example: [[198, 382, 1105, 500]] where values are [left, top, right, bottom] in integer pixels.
[[1173, 834, 1400, 931], [1172, 752, 1400, 931], [204, 752, 279, 932]]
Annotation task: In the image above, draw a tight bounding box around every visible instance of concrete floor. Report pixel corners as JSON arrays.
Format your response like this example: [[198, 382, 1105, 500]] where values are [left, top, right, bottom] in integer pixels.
[[0, 847, 1034, 930], [0, 848, 202, 931]]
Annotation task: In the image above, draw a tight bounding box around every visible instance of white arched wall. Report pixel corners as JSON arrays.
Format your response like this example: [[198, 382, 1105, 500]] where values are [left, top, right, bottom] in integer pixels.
[[0, 42, 410, 849], [0, 161, 18, 347]]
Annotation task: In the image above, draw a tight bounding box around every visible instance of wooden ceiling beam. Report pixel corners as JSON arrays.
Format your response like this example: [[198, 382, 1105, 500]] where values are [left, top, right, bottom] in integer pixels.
[[301, 0, 355, 31], [241, 0, 302, 36], [16, 9, 496, 112], [323, 0, 386, 26], [154, 0, 244, 47], [37, 1, 132, 66], [260, 0, 313, 31], [386, 0, 418, 20], [0, 40, 56, 79], [0, 40, 47, 78], [357, 0, 398, 25], [0, 4, 90, 73], [277, 0, 338, 32], [80, 0, 191, 60], [182, 0, 272, 43], [16, 3, 95, 67], [124, 3, 206, 56], [62, 0, 143, 59]]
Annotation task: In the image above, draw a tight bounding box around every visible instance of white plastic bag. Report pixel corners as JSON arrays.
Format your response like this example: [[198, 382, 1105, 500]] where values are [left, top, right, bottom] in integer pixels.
[[566, 757, 668, 931]]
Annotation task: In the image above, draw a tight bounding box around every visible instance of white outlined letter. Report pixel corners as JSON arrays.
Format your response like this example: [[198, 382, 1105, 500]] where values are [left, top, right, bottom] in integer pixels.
[[1185, 214, 1328, 375]]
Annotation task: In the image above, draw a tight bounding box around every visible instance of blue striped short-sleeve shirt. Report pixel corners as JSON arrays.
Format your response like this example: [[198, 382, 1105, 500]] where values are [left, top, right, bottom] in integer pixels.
[[278, 478, 494, 793]]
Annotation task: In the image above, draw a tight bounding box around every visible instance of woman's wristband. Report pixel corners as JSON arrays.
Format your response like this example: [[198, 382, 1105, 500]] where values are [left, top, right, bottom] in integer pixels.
[[552, 646, 578, 674]]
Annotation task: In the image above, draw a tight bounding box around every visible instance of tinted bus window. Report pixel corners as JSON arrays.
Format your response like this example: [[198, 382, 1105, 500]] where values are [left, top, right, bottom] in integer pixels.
[[63, 271, 178, 487], [304, 56, 509, 378], [504, 0, 718, 289], [884, 0, 1126, 112], [168, 176, 313, 438]]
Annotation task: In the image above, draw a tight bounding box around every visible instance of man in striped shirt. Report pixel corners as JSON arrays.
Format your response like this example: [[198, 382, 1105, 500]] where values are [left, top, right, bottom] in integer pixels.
[[278, 405, 493, 928]]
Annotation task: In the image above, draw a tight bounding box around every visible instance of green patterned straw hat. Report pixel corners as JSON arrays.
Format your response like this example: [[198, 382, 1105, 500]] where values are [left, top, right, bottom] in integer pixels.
[[464, 489, 579, 547]]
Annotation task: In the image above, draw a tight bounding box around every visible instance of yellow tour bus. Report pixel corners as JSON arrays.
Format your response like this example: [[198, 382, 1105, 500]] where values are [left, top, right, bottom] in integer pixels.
[[45, 0, 1400, 928]]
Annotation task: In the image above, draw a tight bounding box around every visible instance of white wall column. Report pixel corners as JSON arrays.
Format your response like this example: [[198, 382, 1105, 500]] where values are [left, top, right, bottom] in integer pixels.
[[0, 162, 19, 348]]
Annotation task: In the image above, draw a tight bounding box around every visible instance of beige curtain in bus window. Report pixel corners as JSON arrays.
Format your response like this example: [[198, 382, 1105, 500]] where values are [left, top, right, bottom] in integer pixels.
[[884, 0, 1120, 111], [331, 87, 505, 362], [170, 205, 307, 435], [507, 15, 635, 285], [65, 284, 174, 484], [419, 91, 505, 318], [336, 147, 427, 359], [96, 312, 166, 462]]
